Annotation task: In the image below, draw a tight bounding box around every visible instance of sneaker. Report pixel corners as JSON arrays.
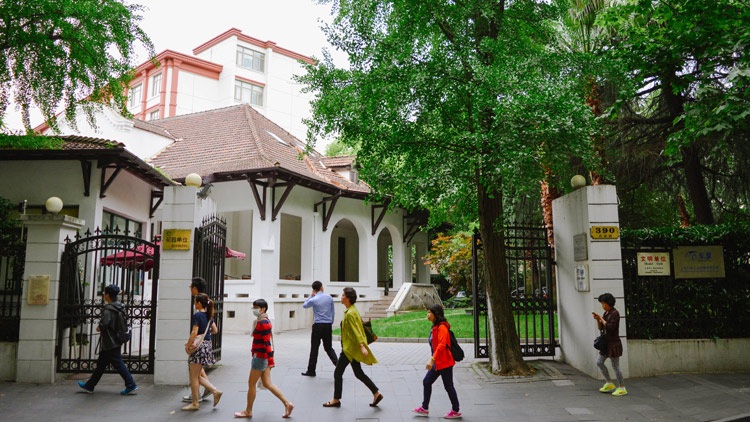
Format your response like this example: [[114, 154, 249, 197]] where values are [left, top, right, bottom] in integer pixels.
[[121, 385, 139, 395], [444, 410, 462, 419], [599, 382, 615, 393], [612, 387, 628, 396], [182, 390, 211, 402], [77, 381, 93, 394], [412, 406, 429, 416]]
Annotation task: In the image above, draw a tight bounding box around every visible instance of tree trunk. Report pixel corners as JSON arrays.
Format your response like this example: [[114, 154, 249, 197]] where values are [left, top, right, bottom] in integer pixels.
[[681, 145, 714, 224], [477, 179, 534, 375]]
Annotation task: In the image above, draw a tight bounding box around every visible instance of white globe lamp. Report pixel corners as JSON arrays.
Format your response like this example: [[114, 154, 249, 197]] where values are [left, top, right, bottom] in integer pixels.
[[571, 174, 586, 189], [185, 173, 202, 187], [45, 196, 63, 214]]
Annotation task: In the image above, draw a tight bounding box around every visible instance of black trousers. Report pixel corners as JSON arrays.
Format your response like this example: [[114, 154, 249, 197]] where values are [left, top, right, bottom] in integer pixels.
[[306, 323, 338, 373], [85, 347, 136, 390], [333, 351, 378, 400], [422, 365, 460, 412]]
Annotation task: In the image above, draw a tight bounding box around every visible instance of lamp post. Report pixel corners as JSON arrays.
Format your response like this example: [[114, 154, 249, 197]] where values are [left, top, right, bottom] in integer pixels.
[[185, 173, 202, 187], [45, 196, 63, 214]]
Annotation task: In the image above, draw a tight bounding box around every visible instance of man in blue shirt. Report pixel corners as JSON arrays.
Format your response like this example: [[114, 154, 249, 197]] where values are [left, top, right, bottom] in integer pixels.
[[301, 280, 338, 376]]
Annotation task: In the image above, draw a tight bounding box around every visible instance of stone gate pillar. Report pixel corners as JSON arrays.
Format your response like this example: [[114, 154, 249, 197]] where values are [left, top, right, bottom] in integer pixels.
[[552, 185, 629, 379], [154, 185, 200, 385], [16, 214, 84, 384]]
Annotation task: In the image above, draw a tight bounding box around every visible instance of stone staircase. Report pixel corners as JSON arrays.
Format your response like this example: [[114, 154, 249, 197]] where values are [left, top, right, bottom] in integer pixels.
[[362, 294, 396, 320]]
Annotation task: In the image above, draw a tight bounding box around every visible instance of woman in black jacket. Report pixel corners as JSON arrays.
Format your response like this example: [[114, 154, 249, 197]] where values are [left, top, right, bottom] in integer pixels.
[[592, 293, 627, 396]]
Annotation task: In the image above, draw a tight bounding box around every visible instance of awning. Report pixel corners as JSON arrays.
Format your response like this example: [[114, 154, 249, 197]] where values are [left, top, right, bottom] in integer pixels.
[[101, 243, 245, 270], [225, 246, 246, 260]]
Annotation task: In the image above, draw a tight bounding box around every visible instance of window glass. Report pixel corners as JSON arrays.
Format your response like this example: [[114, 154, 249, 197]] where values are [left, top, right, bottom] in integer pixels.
[[129, 84, 142, 107], [234, 80, 264, 106], [150, 73, 161, 97], [236, 46, 265, 72]]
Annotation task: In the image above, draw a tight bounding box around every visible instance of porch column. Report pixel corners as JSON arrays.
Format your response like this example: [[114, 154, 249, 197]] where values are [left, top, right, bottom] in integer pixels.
[[16, 214, 84, 384], [250, 207, 280, 325], [154, 185, 200, 385], [413, 232, 431, 285], [552, 184, 629, 379]]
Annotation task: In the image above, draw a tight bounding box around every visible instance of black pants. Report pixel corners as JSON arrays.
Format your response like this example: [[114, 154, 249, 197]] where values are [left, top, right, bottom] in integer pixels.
[[307, 323, 338, 373], [422, 365, 459, 412], [85, 347, 136, 390], [333, 351, 378, 400]]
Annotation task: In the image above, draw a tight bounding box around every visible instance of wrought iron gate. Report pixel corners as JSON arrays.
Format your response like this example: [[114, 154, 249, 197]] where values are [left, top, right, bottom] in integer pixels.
[[56, 228, 159, 374], [472, 224, 557, 358], [0, 234, 25, 342], [193, 216, 226, 362]]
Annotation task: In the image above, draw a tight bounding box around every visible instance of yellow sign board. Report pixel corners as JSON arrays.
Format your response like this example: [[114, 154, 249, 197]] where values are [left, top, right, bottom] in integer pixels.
[[28, 275, 50, 305], [673, 246, 725, 279], [590, 226, 620, 239], [637, 252, 671, 276], [163, 229, 191, 250]]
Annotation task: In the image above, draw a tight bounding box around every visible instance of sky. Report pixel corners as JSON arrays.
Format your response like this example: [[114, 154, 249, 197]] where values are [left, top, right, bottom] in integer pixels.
[[3, 0, 348, 132]]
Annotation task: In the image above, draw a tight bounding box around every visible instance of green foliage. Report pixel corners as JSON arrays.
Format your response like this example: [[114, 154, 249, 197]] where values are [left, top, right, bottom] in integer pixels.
[[0, 0, 154, 132], [621, 220, 750, 247], [0, 195, 21, 246], [0, 133, 64, 149], [424, 233, 475, 293], [324, 138, 355, 157]]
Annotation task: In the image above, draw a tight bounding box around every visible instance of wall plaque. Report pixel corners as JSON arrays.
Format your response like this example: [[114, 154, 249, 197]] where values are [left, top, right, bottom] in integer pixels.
[[637, 252, 671, 276], [673, 246, 725, 279], [574, 233, 587, 261], [28, 275, 50, 305], [163, 229, 192, 250], [575, 264, 589, 292], [590, 225, 620, 239]]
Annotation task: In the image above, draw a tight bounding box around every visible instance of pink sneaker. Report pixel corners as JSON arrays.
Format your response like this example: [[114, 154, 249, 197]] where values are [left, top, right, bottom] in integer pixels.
[[412, 406, 429, 416], [444, 410, 462, 419]]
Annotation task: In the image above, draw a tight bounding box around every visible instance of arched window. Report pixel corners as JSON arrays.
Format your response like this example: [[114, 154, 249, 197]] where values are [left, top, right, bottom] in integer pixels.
[[377, 229, 393, 289], [330, 219, 359, 282]]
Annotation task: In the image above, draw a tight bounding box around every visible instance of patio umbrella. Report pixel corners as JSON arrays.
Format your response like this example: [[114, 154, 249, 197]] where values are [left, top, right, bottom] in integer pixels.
[[101, 242, 245, 271]]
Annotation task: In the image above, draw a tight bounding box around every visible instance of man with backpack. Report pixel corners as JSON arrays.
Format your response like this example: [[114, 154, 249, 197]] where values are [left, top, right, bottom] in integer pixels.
[[77, 284, 138, 395]]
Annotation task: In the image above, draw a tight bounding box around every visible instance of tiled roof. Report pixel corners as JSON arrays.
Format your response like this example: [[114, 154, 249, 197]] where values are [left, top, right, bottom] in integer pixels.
[[146, 104, 370, 195], [133, 120, 176, 140], [321, 155, 353, 168], [57, 135, 123, 150]]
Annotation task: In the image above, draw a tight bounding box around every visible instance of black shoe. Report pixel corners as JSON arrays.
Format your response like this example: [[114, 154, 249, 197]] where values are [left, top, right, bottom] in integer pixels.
[[301, 372, 316, 377]]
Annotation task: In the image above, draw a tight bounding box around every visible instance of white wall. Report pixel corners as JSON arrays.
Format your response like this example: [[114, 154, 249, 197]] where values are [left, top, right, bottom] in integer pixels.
[[552, 185, 629, 379], [279, 213, 302, 280], [628, 339, 750, 377]]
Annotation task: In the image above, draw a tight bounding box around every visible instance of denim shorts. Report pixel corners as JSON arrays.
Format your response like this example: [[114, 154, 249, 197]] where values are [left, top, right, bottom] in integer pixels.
[[251, 356, 268, 371]]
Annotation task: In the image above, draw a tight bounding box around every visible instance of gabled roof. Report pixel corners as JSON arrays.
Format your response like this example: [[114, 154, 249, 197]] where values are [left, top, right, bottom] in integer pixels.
[[193, 28, 316, 65], [321, 155, 354, 168], [146, 104, 369, 196], [0, 135, 174, 188]]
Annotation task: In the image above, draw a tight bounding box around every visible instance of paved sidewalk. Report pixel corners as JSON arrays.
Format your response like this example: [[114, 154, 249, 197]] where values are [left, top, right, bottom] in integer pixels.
[[1, 329, 750, 421]]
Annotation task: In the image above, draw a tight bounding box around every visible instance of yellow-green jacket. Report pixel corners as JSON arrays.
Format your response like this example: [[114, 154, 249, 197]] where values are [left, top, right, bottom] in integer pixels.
[[341, 305, 377, 365]]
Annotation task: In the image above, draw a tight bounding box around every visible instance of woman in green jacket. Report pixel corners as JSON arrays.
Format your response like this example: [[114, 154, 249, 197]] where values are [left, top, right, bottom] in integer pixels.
[[323, 287, 384, 408]]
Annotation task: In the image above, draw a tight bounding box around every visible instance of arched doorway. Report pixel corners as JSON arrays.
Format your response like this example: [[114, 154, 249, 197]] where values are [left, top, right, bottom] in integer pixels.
[[377, 229, 393, 290], [330, 219, 359, 282]]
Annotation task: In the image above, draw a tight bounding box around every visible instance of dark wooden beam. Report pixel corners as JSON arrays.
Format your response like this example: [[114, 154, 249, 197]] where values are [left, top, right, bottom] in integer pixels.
[[371, 198, 392, 236], [150, 190, 164, 218], [402, 210, 428, 244], [314, 192, 341, 231], [99, 165, 123, 198], [247, 178, 267, 220], [271, 181, 296, 221], [80, 160, 92, 197]]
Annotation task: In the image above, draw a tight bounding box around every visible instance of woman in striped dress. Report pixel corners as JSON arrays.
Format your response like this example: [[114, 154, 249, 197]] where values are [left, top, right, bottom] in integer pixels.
[[234, 298, 294, 418]]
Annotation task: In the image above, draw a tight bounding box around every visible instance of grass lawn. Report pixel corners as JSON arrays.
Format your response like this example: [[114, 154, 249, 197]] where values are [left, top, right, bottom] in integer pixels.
[[334, 309, 559, 339]]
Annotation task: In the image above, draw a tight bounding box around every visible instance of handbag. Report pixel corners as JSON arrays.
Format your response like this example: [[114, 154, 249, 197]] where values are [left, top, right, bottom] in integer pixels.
[[186, 318, 213, 355], [593, 329, 607, 351], [362, 318, 377, 344]]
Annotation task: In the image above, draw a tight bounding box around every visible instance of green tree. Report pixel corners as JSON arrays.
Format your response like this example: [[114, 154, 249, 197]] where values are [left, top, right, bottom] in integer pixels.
[[301, 0, 596, 374], [324, 138, 355, 156], [423, 233, 474, 294], [0, 0, 153, 132], [598, 0, 750, 225]]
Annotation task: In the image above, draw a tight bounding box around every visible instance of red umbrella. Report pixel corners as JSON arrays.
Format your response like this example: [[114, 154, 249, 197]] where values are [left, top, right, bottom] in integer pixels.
[[101, 242, 245, 270], [225, 246, 246, 260]]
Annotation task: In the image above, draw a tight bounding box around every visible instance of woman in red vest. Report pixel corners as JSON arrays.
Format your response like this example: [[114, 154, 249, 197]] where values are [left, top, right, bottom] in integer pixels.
[[412, 304, 461, 419]]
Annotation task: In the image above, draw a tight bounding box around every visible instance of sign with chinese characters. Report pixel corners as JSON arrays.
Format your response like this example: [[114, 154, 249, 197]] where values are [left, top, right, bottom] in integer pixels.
[[27, 275, 50, 305], [575, 264, 589, 292], [574, 234, 588, 261], [673, 246, 725, 279], [637, 252, 670, 276], [163, 229, 191, 250], [590, 226, 620, 239]]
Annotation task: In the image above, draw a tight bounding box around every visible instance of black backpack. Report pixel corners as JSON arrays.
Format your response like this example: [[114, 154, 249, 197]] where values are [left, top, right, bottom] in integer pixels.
[[111, 306, 132, 344], [447, 329, 465, 362]]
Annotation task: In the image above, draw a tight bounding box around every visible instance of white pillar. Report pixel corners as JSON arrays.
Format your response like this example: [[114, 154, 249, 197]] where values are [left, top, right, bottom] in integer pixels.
[[154, 186, 200, 385], [249, 207, 280, 323], [552, 185, 629, 379], [414, 232, 430, 285], [16, 214, 84, 384]]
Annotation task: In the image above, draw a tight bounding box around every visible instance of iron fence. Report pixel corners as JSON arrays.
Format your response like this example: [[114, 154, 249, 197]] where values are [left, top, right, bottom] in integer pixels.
[[0, 236, 25, 342], [193, 216, 227, 362]]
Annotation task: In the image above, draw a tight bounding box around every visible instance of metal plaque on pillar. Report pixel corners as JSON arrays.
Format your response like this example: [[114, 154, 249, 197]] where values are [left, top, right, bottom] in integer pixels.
[[574, 233, 588, 261], [28, 275, 50, 305]]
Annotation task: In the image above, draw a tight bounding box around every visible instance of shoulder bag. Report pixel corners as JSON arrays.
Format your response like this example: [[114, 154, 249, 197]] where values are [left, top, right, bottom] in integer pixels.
[[186, 318, 212, 355]]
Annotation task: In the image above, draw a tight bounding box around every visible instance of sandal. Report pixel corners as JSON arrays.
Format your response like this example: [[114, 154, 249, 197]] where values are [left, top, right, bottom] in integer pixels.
[[233, 410, 252, 418], [369, 393, 384, 407], [323, 400, 341, 408], [181, 403, 200, 411], [283, 403, 294, 418], [213, 390, 223, 407]]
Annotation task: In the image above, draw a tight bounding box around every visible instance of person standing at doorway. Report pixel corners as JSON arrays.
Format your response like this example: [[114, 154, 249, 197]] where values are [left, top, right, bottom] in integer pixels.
[[182, 277, 213, 404], [301, 280, 338, 376], [77, 284, 138, 395], [592, 292, 627, 396]]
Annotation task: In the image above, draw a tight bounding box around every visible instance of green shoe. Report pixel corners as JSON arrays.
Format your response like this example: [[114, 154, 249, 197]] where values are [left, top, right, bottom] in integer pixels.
[[612, 387, 628, 396], [599, 382, 615, 393]]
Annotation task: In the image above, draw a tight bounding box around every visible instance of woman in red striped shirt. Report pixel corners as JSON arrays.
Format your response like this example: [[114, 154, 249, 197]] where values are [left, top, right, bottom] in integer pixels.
[[234, 299, 294, 419]]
